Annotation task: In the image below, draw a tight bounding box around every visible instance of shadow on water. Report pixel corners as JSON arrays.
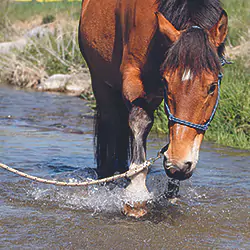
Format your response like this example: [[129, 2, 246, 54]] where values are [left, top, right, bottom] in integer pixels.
[[1, 85, 250, 249]]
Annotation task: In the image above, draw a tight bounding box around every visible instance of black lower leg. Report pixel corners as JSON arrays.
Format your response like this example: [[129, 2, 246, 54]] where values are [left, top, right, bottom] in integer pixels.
[[129, 100, 154, 165], [95, 107, 117, 178]]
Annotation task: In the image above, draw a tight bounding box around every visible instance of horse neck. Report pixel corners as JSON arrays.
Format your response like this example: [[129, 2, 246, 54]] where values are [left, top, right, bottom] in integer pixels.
[[142, 32, 171, 83]]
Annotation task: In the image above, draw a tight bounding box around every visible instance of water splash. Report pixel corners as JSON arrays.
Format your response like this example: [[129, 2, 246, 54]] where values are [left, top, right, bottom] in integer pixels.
[[27, 168, 181, 214], [27, 168, 128, 214]]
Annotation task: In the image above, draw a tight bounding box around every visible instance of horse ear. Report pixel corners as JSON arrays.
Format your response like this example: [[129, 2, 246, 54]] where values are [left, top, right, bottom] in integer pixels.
[[209, 10, 228, 47], [155, 12, 180, 42]]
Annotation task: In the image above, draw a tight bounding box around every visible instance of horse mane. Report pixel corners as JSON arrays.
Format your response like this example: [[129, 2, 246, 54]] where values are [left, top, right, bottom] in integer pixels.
[[161, 28, 221, 77], [157, 0, 223, 30], [157, 0, 225, 76]]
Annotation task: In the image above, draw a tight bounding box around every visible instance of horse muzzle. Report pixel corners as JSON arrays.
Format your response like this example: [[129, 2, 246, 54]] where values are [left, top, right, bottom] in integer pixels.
[[163, 156, 193, 181]]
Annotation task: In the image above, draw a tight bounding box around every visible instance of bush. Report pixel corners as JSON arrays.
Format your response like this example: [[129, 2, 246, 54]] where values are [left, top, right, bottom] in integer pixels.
[[42, 14, 56, 24]]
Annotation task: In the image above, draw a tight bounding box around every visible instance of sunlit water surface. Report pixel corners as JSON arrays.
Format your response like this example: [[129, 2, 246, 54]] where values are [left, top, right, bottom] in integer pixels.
[[0, 85, 249, 249]]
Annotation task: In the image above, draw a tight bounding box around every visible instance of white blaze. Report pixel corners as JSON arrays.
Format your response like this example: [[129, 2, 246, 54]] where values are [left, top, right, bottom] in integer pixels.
[[182, 69, 193, 81]]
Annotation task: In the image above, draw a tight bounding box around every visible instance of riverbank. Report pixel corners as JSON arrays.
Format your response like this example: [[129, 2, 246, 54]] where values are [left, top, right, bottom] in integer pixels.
[[0, 0, 249, 149], [0, 1, 92, 96]]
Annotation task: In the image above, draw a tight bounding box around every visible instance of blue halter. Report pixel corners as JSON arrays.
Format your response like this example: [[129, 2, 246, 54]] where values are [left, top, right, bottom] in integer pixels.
[[162, 25, 226, 131], [163, 72, 223, 131]]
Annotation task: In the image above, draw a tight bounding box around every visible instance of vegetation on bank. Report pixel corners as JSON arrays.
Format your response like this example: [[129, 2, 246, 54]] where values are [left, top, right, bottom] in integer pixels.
[[0, 0, 249, 149], [205, 59, 249, 149], [0, 0, 84, 88], [0, 0, 81, 42], [22, 28, 84, 76], [6, 1, 81, 23], [222, 0, 250, 46]]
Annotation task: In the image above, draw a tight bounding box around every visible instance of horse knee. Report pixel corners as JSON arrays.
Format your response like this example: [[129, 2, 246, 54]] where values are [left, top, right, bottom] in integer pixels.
[[122, 66, 145, 102], [129, 105, 153, 135]]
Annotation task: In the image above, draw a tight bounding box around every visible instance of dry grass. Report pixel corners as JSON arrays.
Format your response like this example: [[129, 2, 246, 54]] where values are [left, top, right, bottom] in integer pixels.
[[0, 20, 83, 86], [0, 53, 48, 87], [226, 29, 250, 68]]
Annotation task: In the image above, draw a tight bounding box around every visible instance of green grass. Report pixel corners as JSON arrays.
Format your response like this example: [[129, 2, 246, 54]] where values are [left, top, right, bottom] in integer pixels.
[[205, 58, 250, 149], [7, 1, 81, 22], [0, 1, 82, 42], [0, 0, 12, 42], [222, 0, 250, 46]]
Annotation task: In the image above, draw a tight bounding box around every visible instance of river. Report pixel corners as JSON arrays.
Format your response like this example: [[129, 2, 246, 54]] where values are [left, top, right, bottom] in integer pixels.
[[0, 85, 249, 249]]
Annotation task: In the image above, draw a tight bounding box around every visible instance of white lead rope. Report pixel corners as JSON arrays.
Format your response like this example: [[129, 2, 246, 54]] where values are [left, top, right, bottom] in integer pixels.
[[0, 154, 161, 187]]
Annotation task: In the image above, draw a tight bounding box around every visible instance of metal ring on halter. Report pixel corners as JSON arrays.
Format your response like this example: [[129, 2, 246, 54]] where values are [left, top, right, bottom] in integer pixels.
[[220, 55, 233, 66], [191, 25, 202, 29]]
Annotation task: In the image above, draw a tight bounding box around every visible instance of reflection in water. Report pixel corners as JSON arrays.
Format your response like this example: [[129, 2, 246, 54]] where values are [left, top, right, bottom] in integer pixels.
[[0, 85, 250, 249]]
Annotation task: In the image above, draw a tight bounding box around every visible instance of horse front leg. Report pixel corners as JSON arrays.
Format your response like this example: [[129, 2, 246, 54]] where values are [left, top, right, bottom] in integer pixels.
[[121, 65, 155, 217], [127, 103, 154, 192], [124, 102, 154, 217]]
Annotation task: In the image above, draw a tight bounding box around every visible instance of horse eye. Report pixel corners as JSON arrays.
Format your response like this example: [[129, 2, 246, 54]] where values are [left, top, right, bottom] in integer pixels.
[[208, 83, 217, 95]]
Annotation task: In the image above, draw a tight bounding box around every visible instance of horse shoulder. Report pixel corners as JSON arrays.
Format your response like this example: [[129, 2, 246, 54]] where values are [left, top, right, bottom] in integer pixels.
[[119, 0, 158, 102], [120, 0, 158, 68]]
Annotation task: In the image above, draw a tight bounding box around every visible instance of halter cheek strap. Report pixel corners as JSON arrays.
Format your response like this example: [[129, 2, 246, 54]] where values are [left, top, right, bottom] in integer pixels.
[[163, 72, 223, 131]]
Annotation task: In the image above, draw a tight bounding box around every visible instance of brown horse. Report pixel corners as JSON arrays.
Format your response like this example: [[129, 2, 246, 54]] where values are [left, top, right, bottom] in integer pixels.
[[79, 0, 228, 216]]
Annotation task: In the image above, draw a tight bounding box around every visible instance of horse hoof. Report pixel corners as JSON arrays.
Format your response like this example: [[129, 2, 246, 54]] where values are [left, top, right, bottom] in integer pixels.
[[122, 201, 148, 218]]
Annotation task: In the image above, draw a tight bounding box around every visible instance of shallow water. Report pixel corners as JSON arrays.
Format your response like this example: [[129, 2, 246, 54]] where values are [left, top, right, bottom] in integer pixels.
[[0, 85, 249, 249]]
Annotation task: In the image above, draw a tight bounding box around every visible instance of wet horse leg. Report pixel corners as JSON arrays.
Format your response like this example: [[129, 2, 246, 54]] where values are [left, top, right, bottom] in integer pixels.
[[127, 103, 154, 193], [123, 102, 154, 217], [93, 77, 129, 178], [120, 64, 155, 216], [115, 101, 130, 174]]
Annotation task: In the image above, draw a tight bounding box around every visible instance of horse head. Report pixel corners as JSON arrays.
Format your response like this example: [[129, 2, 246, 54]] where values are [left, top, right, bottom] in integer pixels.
[[156, 11, 228, 180]]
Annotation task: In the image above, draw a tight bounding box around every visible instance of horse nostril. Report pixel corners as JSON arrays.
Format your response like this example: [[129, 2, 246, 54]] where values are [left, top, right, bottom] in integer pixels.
[[168, 166, 178, 174], [183, 161, 192, 172]]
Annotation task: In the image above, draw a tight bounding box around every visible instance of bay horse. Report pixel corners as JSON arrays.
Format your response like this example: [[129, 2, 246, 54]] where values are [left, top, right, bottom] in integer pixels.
[[78, 0, 228, 217]]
